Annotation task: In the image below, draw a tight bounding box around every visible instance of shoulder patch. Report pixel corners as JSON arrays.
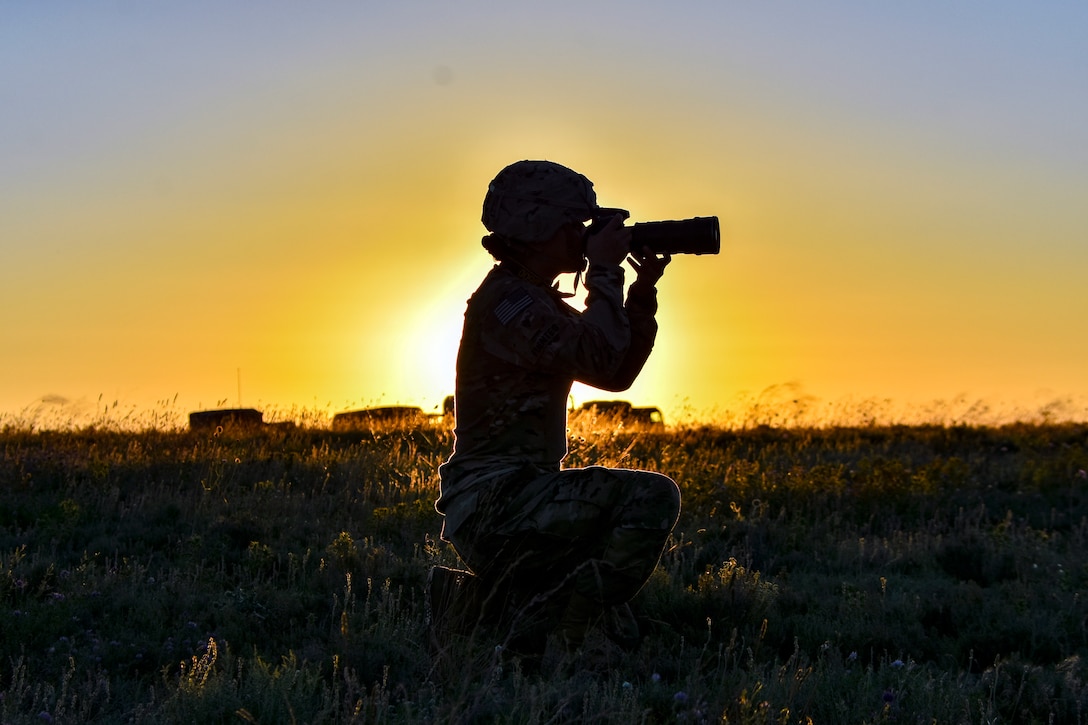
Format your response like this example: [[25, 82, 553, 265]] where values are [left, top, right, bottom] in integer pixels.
[[531, 323, 561, 355], [494, 289, 533, 325]]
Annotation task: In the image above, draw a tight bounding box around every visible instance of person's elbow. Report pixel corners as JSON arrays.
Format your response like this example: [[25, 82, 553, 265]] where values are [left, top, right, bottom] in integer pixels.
[[588, 377, 636, 393], [580, 361, 641, 392]]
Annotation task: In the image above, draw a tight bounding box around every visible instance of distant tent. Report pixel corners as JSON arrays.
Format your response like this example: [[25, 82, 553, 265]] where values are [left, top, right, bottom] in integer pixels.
[[332, 406, 426, 430], [189, 408, 264, 432]]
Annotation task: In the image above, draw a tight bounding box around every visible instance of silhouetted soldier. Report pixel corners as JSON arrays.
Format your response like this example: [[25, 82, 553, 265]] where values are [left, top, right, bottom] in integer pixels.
[[430, 160, 681, 668]]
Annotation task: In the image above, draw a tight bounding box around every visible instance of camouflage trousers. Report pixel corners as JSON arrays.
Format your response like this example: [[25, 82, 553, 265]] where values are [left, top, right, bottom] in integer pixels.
[[446, 465, 681, 613]]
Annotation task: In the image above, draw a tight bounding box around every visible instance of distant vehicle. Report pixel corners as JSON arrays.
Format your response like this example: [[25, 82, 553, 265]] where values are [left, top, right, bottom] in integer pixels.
[[189, 408, 264, 432], [332, 406, 427, 430], [188, 408, 296, 433], [577, 400, 665, 428]]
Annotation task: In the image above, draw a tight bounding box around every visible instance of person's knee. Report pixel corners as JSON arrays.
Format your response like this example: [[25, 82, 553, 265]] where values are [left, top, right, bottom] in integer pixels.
[[616, 470, 680, 531], [643, 472, 681, 523]]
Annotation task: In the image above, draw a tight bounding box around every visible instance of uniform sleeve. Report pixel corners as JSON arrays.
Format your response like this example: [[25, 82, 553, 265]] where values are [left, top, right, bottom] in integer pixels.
[[479, 264, 632, 382], [590, 279, 659, 391]]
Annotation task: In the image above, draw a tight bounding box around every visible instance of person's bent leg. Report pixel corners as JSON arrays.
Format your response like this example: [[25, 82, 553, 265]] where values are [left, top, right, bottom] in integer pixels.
[[569, 467, 681, 606], [445, 466, 681, 652], [534, 467, 681, 648]]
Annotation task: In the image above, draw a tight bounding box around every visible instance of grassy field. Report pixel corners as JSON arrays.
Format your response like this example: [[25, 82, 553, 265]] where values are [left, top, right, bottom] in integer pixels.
[[2, 413, 1087, 723]]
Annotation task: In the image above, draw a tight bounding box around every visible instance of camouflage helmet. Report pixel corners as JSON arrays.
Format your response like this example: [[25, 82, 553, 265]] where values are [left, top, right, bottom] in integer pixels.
[[482, 160, 598, 243]]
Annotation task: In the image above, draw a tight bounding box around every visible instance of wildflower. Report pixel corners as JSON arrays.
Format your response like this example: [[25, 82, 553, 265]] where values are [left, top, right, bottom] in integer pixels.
[[890, 659, 904, 668], [882, 688, 895, 704], [674, 691, 688, 704], [651, 672, 662, 683], [1077, 469, 1087, 479], [38, 711, 54, 723], [622, 681, 632, 690], [847, 651, 858, 662]]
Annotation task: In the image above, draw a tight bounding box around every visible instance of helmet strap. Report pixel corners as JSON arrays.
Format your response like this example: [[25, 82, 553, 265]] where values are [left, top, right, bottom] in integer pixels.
[[547, 269, 579, 300]]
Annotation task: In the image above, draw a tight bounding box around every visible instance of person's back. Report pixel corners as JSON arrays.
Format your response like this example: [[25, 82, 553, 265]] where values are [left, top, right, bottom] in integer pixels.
[[445, 264, 578, 473]]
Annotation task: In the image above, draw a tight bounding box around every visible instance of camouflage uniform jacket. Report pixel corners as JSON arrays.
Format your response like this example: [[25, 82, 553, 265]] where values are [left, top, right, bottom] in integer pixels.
[[437, 260, 659, 535]]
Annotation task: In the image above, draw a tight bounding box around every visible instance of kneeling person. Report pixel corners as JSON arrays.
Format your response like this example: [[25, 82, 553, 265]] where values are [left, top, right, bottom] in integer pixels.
[[432, 159, 681, 660]]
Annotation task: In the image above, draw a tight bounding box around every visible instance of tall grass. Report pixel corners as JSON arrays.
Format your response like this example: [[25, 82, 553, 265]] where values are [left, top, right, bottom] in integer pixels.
[[1, 411, 1087, 722]]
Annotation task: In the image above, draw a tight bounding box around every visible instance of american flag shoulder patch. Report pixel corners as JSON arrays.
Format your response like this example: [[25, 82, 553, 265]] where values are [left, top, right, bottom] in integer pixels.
[[494, 290, 533, 325]]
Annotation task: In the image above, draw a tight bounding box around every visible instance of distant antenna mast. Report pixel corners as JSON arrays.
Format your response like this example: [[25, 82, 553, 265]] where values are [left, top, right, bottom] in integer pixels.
[[237, 368, 242, 407]]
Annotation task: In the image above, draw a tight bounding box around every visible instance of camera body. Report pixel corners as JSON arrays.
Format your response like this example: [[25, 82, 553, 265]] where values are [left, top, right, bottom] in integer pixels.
[[588, 208, 720, 256]]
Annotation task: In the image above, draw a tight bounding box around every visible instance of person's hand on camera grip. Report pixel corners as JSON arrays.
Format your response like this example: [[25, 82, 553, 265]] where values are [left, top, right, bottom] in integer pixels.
[[628, 247, 671, 287], [584, 213, 630, 267]]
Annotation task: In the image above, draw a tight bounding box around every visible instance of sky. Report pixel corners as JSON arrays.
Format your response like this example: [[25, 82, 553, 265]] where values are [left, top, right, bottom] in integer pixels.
[[2, 1, 1086, 427]]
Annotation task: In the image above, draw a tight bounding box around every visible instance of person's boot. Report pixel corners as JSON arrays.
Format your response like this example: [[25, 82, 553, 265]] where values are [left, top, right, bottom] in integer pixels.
[[553, 590, 600, 654], [501, 586, 567, 675], [601, 601, 641, 650], [427, 566, 482, 650]]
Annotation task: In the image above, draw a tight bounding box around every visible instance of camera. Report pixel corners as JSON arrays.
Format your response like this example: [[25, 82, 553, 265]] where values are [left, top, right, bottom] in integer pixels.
[[588, 208, 720, 255]]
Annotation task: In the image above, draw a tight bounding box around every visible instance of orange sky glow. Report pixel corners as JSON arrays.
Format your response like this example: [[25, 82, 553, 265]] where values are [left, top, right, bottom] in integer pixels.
[[2, 3, 1086, 428]]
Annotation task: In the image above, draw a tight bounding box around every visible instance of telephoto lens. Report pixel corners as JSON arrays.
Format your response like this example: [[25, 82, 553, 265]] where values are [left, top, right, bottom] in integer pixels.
[[631, 217, 720, 256], [587, 209, 721, 256]]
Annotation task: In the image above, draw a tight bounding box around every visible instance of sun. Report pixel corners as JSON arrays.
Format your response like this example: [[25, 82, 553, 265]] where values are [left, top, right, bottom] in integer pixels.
[[403, 301, 462, 414]]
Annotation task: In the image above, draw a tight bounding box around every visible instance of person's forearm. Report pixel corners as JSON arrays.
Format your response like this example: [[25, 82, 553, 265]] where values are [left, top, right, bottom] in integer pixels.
[[580, 281, 659, 391], [579, 263, 630, 353]]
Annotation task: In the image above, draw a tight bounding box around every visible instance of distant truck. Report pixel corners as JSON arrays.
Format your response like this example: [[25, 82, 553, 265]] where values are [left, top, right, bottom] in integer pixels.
[[577, 400, 665, 428], [331, 406, 428, 430]]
